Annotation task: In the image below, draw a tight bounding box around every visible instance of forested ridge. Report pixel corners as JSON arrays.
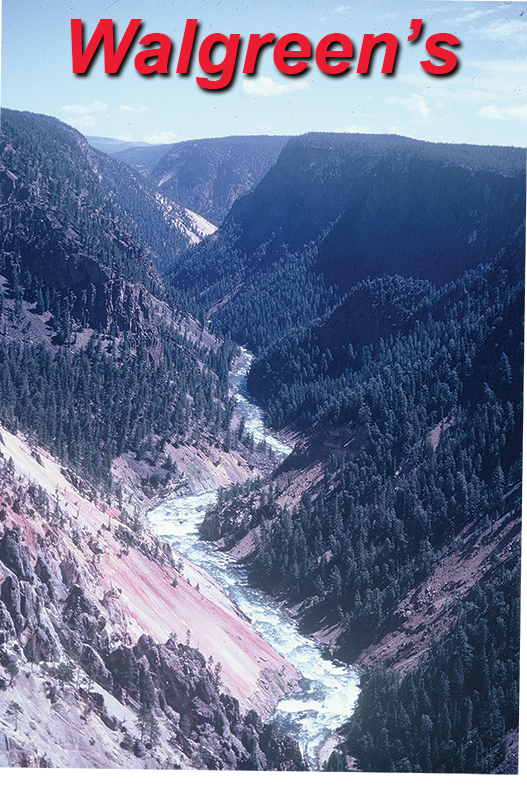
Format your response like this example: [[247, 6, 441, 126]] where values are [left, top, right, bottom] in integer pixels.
[[1, 110, 177, 294], [0, 110, 307, 770], [0, 109, 241, 493], [210, 257, 522, 630], [165, 132, 524, 360], [334, 561, 520, 773], [0, 332, 236, 485]]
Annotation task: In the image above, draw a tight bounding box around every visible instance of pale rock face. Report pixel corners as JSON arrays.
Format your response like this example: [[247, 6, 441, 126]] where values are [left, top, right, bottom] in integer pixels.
[[155, 193, 217, 246], [0, 426, 303, 770]]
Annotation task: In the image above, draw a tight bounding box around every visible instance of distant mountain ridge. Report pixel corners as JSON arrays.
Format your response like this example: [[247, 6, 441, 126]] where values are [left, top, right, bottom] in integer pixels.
[[86, 136, 155, 154], [167, 131, 524, 356], [223, 132, 526, 289], [114, 135, 290, 225]]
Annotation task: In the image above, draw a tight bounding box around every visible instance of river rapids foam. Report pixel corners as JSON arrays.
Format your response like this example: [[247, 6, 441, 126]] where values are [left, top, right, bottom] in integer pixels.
[[148, 351, 360, 767]]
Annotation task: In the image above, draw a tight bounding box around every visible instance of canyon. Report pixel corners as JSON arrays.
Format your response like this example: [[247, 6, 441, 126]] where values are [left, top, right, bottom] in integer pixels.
[[0, 109, 523, 772]]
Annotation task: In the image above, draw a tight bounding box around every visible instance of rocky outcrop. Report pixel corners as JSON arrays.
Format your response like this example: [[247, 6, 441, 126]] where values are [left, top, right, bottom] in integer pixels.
[[105, 634, 305, 770], [0, 428, 304, 770], [0, 526, 305, 769]]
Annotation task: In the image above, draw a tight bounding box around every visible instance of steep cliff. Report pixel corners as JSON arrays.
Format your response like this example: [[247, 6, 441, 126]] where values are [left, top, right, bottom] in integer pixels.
[[0, 424, 303, 769]]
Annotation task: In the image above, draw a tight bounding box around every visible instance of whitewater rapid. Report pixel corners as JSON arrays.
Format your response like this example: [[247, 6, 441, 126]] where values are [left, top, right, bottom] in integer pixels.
[[148, 350, 360, 768]]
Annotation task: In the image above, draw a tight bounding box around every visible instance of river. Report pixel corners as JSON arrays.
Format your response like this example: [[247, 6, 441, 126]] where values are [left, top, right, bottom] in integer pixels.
[[148, 349, 360, 769]]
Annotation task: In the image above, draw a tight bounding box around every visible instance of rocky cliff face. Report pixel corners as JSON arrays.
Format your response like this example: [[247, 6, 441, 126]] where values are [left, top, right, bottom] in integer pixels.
[[0, 425, 303, 769]]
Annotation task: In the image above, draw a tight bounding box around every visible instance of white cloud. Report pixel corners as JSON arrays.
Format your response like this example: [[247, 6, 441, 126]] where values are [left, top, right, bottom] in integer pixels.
[[473, 18, 527, 48], [398, 66, 525, 110], [62, 101, 108, 115], [478, 105, 504, 119], [478, 103, 527, 120], [243, 76, 309, 97], [386, 93, 430, 118], [334, 5, 350, 13], [142, 132, 178, 144], [119, 105, 149, 114], [508, 104, 527, 120], [65, 115, 98, 128], [449, 9, 497, 25], [60, 102, 150, 133]]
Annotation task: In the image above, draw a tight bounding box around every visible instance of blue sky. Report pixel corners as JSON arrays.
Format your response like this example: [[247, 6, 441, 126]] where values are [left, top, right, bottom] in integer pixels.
[[1, 0, 526, 147]]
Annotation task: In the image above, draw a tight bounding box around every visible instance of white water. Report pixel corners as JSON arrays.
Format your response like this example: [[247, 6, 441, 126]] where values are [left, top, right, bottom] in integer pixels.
[[148, 350, 360, 768]]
